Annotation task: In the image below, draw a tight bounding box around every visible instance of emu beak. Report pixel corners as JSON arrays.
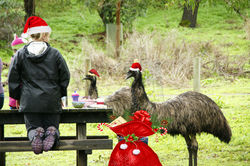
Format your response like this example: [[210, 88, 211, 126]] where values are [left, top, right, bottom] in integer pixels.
[[126, 71, 133, 80], [82, 75, 89, 80]]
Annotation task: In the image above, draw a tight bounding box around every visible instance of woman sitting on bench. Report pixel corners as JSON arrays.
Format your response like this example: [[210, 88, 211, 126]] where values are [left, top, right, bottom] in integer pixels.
[[8, 16, 70, 154]]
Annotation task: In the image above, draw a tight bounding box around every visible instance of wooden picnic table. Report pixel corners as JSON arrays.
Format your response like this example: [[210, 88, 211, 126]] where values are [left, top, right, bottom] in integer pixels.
[[0, 108, 113, 166]]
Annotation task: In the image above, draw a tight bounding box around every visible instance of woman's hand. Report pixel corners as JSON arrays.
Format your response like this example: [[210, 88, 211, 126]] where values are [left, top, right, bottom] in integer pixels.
[[61, 100, 64, 107]]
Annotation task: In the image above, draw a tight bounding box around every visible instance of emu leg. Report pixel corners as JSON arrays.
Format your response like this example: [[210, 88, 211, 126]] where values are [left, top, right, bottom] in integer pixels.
[[191, 135, 198, 166], [194, 148, 198, 166], [184, 135, 193, 166]]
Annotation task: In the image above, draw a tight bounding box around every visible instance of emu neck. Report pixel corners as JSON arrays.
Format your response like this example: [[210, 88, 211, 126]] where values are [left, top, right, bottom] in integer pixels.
[[89, 78, 98, 99], [131, 72, 151, 113]]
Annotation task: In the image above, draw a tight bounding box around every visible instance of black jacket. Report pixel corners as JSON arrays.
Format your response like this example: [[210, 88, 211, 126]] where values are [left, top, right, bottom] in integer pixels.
[[8, 42, 70, 113]]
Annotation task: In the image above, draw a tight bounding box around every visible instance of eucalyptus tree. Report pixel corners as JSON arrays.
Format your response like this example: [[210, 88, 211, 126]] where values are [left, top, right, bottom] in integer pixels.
[[223, 0, 249, 21], [167, 0, 249, 28], [24, 0, 35, 21], [80, 0, 150, 31], [179, 0, 201, 27]]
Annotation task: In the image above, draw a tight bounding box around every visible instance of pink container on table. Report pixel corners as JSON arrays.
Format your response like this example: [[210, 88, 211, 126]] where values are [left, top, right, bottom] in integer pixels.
[[9, 97, 16, 108], [72, 91, 79, 101]]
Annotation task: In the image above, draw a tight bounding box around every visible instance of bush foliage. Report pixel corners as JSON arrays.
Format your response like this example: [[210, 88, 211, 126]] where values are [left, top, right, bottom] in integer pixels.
[[82, 0, 150, 31], [0, 0, 25, 42]]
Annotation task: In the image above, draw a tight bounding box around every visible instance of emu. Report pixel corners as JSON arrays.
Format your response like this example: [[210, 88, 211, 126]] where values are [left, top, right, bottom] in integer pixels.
[[83, 74, 98, 99], [104, 86, 131, 115], [83, 70, 131, 114], [126, 67, 232, 166]]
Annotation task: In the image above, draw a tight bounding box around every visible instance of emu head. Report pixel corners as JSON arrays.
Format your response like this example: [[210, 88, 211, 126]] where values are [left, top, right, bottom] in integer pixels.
[[126, 61, 142, 81], [126, 70, 141, 80], [83, 74, 96, 84], [83, 69, 99, 85]]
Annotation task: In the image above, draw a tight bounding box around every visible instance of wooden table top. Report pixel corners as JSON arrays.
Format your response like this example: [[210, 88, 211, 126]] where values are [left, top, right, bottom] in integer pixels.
[[0, 108, 113, 124]]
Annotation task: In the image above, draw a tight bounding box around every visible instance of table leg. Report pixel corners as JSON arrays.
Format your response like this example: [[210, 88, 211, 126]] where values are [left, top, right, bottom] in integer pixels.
[[76, 123, 87, 166], [0, 124, 5, 166]]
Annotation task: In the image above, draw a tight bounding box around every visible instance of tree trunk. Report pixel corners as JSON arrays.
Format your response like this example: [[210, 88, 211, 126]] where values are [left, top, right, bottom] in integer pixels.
[[179, 0, 200, 28], [24, 0, 35, 22]]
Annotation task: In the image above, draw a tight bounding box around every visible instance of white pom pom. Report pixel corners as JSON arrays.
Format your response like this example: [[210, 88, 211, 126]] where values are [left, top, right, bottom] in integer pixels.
[[133, 149, 140, 155], [120, 144, 128, 150]]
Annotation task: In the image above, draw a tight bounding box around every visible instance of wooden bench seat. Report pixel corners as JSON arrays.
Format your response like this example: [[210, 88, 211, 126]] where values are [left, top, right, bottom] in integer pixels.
[[3, 135, 109, 141], [0, 138, 112, 152], [0, 108, 113, 166]]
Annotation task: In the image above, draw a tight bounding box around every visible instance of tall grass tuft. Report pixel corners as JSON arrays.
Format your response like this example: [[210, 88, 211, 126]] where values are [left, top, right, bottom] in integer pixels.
[[244, 18, 250, 40], [120, 30, 195, 86], [71, 30, 249, 88]]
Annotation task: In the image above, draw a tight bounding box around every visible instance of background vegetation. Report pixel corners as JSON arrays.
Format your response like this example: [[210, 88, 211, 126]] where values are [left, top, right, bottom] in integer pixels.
[[0, 0, 249, 165]]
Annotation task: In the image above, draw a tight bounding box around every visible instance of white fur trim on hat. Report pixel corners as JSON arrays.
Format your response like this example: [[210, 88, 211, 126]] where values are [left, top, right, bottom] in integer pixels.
[[27, 26, 51, 35], [129, 67, 140, 71], [133, 149, 140, 155], [120, 144, 128, 150], [21, 33, 28, 39]]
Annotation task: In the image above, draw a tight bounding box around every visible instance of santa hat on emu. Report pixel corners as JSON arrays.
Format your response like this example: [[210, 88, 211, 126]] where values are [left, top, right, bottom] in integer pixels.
[[130, 59, 142, 72], [22, 16, 51, 37], [89, 69, 100, 77]]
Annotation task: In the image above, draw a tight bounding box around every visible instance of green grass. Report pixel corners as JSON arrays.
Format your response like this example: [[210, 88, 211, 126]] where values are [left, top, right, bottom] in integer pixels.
[[134, 3, 250, 56], [35, 1, 104, 59], [2, 77, 250, 165], [2, 78, 249, 165], [3, 91, 249, 165]]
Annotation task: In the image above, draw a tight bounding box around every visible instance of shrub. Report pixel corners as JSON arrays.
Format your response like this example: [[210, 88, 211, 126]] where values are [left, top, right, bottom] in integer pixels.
[[0, 0, 25, 43]]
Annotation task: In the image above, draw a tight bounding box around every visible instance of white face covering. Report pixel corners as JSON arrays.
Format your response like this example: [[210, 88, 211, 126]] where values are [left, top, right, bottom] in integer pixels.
[[27, 42, 48, 56]]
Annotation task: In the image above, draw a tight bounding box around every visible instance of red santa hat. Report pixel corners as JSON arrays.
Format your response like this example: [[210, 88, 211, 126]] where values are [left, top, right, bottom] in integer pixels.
[[89, 69, 100, 77], [22, 16, 51, 37], [130, 59, 142, 72]]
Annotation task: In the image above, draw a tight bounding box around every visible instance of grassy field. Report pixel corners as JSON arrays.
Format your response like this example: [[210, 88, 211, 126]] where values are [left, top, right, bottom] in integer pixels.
[[1, 0, 250, 165], [2, 78, 250, 166]]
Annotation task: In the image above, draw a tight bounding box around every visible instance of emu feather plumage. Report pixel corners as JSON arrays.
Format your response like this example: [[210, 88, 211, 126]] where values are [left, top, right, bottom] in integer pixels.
[[104, 86, 131, 115], [126, 69, 231, 166]]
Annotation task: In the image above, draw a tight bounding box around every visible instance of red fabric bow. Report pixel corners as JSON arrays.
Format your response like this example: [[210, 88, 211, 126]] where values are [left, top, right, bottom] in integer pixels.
[[131, 110, 152, 127]]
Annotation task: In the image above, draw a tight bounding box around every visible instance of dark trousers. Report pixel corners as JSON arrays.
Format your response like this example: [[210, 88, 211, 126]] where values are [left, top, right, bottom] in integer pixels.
[[24, 113, 60, 141]]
